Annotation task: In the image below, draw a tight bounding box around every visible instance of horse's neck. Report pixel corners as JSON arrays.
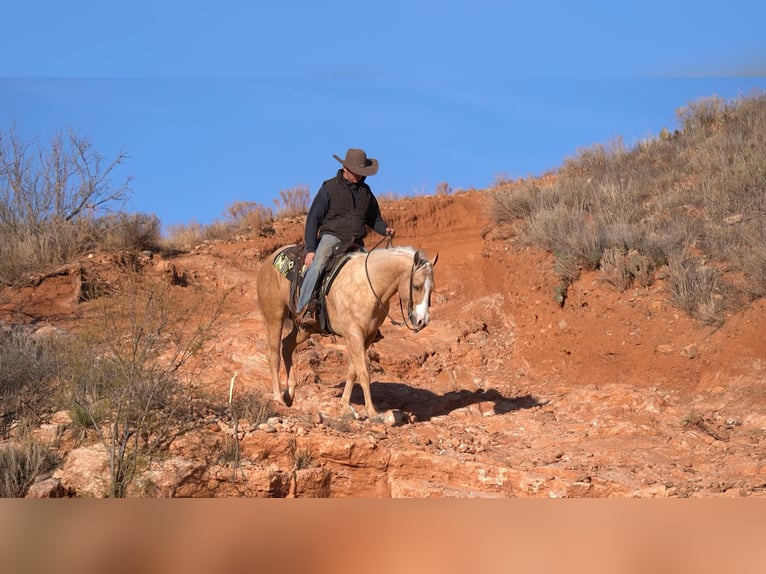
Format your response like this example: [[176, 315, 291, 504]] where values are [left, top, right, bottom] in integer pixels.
[[366, 251, 411, 301]]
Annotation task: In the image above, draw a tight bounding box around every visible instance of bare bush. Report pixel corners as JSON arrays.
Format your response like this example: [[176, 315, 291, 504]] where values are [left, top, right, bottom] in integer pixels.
[[96, 212, 162, 252], [435, 181, 453, 196], [489, 180, 540, 222], [163, 221, 206, 248], [273, 185, 310, 219], [600, 248, 655, 292], [0, 127, 131, 283], [600, 247, 633, 292], [226, 201, 274, 235], [63, 273, 227, 497]]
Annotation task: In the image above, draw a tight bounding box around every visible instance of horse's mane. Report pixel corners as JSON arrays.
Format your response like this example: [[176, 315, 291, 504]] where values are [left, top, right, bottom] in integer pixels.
[[350, 245, 420, 259]]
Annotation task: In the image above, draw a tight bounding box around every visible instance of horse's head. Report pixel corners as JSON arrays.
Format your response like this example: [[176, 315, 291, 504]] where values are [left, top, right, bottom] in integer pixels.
[[400, 250, 438, 332]]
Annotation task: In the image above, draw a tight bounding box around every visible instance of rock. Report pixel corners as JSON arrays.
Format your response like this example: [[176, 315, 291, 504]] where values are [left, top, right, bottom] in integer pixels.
[[291, 467, 332, 498], [56, 444, 110, 497], [25, 478, 68, 498], [382, 409, 407, 427], [32, 423, 62, 445], [655, 344, 674, 354], [50, 411, 73, 425], [682, 344, 699, 359]]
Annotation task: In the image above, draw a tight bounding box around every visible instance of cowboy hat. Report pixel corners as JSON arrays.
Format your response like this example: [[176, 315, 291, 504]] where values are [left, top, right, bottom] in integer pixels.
[[333, 148, 379, 176]]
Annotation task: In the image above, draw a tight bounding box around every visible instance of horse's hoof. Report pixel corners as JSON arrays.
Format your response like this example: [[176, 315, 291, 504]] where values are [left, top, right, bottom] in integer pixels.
[[272, 393, 287, 406]]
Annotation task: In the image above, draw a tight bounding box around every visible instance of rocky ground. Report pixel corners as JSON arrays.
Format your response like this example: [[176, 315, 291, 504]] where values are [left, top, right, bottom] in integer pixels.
[[3, 190, 765, 497]]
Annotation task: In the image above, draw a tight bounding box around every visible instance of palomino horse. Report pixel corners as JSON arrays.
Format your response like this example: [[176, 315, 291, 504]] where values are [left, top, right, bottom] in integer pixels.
[[256, 245, 437, 419]]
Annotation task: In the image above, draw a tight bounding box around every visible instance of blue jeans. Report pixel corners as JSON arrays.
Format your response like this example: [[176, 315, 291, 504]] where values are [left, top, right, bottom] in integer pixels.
[[297, 234, 342, 312]]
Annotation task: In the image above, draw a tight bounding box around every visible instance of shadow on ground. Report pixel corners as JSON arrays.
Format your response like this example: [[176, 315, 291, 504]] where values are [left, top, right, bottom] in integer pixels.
[[341, 381, 546, 421]]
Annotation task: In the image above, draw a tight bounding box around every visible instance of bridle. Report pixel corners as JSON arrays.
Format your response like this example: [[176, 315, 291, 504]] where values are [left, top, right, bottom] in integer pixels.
[[364, 236, 428, 332]]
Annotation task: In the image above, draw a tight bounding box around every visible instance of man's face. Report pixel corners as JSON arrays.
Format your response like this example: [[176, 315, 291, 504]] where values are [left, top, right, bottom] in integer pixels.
[[342, 167, 363, 184]]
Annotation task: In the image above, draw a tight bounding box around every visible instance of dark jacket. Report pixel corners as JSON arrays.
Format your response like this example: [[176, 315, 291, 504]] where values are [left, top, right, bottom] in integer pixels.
[[304, 169, 388, 252]]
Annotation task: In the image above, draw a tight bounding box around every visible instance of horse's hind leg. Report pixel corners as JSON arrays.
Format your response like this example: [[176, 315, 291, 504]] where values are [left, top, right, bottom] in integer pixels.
[[281, 325, 307, 405], [263, 318, 288, 405]]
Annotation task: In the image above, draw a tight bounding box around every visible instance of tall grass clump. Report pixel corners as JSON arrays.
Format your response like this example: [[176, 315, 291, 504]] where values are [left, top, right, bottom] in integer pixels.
[[0, 325, 66, 433], [0, 422, 59, 497], [489, 91, 766, 323]]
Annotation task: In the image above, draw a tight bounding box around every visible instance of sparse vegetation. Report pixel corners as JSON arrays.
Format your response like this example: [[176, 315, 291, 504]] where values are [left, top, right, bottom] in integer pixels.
[[489, 91, 766, 323], [164, 200, 276, 248], [0, 127, 132, 284], [289, 438, 314, 471], [0, 421, 59, 497], [273, 185, 310, 218], [0, 325, 65, 433], [234, 390, 278, 426], [62, 273, 227, 497]]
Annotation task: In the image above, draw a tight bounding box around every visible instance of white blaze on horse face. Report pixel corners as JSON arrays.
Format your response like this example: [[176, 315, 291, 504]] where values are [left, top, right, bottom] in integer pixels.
[[411, 269, 434, 330]]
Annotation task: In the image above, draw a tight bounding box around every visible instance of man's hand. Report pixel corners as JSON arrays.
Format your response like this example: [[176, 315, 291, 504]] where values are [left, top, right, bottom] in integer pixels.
[[385, 227, 395, 238], [304, 252, 315, 267]]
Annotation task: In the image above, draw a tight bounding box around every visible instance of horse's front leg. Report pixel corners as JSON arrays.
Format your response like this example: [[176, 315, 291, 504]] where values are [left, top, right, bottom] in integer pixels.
[[340, 360, 358, 414], [344, 333, 379, 420]]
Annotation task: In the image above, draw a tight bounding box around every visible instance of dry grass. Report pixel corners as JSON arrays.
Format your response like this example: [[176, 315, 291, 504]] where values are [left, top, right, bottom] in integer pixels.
[[489, 91, 766, 323], [273, 185, 310, 218], [0, 325, 65, 433], [0, 422, 59, 497]]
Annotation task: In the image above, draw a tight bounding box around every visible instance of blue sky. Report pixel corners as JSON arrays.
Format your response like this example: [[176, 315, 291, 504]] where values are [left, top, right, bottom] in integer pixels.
[[2, 1, 765, 230]]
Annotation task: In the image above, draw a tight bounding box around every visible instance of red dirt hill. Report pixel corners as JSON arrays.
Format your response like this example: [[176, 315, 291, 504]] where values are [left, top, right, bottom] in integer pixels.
[[3, 190, 765, 497]]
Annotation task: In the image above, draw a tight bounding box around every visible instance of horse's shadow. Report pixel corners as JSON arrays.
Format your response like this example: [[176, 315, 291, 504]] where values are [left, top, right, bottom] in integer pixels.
[[339, 381, 545, 422]]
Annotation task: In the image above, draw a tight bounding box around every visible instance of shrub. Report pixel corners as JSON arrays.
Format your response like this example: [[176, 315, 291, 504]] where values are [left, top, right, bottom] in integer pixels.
[[62, 273, 227, 497], [435, 181, 453, 196], [0, 325, 64, 433], [226, 201, 274, 235], [667, 256, 724, 325], [273, 185, 310, 219], [95, 212, 162, 252], [0, 424, 59, 497]]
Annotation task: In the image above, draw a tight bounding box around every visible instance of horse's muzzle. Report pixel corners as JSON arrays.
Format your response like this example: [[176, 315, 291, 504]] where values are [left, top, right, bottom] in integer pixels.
[[410, 314, 430, 333]]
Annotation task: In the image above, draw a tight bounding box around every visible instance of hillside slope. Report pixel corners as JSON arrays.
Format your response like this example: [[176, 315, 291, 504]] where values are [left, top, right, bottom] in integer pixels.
[[3, 190, 765, 497]]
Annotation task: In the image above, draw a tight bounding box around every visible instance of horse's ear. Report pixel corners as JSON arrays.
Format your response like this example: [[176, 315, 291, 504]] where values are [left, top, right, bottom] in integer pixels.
[[432, 252, 439, 267]]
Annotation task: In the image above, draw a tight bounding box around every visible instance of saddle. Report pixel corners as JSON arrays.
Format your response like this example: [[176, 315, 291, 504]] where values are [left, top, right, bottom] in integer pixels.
[[270, 241, 361, 334]]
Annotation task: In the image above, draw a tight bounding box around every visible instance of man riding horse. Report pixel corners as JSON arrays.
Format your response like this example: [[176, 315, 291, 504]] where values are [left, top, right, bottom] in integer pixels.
[[296, 148, 394, 330]]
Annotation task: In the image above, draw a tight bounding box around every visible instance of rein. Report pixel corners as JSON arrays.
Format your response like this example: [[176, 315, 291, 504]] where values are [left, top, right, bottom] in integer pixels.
[[364, 236, 422, 332]]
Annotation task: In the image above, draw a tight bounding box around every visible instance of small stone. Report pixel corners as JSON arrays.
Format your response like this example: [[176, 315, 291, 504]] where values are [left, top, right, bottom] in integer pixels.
[[682, 344, 699, 359], [382, 409, 407, 427], [655, 344, 674, 354], [258, 423, 277, 433]]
